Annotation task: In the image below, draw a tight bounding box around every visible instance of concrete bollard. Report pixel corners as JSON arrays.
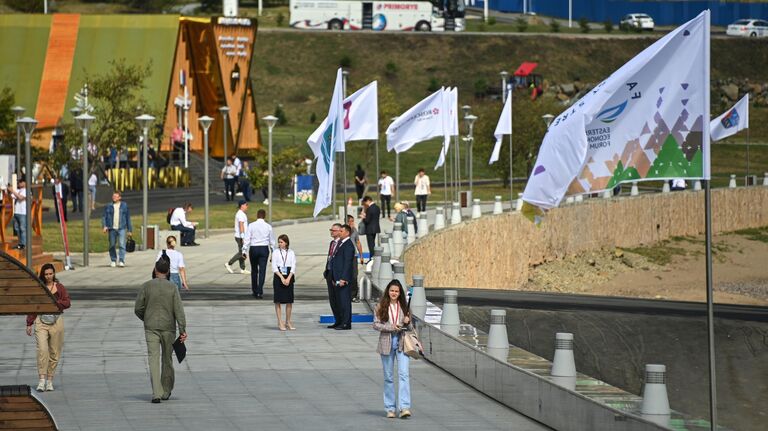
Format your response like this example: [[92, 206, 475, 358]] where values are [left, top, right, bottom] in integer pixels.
[[440, 290, 460, 336], [406, 216, 416, 245], [694, 180, 702, 191], [574, 194, 583, 203], [380, 233, 390, 257], [551, 333, 576, 377], [359, 272, 372, 300], [661, 182, 670, 193], [729, 174, 737, 188], [565, 196, 575, 205], [471, 198, 482, 219], [417, 213, 429, 238], [492, 196, 503, 214], [764, 173, 768, 186], [631, 181, 639, 196], [392, 222, 404, 258], [450, 202, 462, 225], [392, 262, 408, 290], [641, 364, 671, 427], [371, 246, 383, 287], [434, 207, 445, 230], [410, 275, 426, 319], [515, 193, 523, 211], [602, 189, 612, 199], [378, 248, 393, 289], [487, 310, 509, 361], [338, 205, 345, 220]]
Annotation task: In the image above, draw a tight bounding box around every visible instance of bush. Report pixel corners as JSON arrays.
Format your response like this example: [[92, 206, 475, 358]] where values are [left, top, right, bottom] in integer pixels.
[[603, 20, 613, 33], [474, 78, 488, 98], [488, 17, 497, 26], [274, 104, 288, 126], [427, 77, 440, 93], [516, 17, 528, 33], [3, 0, 43, 12], [339, 54, 352, 68], [276, 12, 285, 27], [549, 19, 561, 33], [579, 17, 590, 33], [385, 61, 398, 78]]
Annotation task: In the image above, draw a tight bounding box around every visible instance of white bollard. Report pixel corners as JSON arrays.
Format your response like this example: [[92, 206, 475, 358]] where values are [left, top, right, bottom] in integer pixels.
[[417, 213, 429, 238], [729, 174, 737, 188], [551, 333, 576, 377], [359, 272, 372, 300], [487, 310, 509, 362], [574, 194, 583, 203], [565, 196, 575, 205], [378, 248, 393, 289], [434, 207, 445, 231], [392, 262, 408, 290], [338, 205, 346, 220], [694, 180, 702, 191], [763, 173, 768, 186], [450, 202, 462, 225], [371, 246, 383, 287], [406, 216, 416, 245], [471, 198, 482, 219], [631, 181, 639, 196], [641, 364, 671, 427], [661, 182, 670, 193], [410, 275, 426, 319], [492, 196, 503, 214], [602, 189, 612, 199], [440, 290, 460, 336], [392, 222, 404, 258], [515, 193, 524, 211], [380, 233, 390, 257]]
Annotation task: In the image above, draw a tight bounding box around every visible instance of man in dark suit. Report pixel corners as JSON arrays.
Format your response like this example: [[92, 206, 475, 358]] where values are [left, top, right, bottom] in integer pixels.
[[361, 196, 381, 260], [331, 224, 355, 330], [323, 223, 343, 328]]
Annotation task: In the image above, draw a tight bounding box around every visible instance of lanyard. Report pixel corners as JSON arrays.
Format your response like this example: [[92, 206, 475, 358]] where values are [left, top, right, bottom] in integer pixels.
[[389, 303, 400, 325], [279, 249, 288, 267]]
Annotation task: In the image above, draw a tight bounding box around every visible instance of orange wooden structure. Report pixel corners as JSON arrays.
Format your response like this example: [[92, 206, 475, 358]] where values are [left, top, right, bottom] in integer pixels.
[[0, 385, 58, 430], [0, 186, 60, 273]]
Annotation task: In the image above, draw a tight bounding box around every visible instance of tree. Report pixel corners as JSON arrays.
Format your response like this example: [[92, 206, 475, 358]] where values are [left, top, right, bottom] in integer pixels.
[[247, 147, 309, 200], [0, 87, 15, 147]]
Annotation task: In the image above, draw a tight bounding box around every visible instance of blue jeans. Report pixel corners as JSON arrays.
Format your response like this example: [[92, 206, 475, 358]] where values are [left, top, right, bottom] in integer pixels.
[[170, 273, 182, 290], [13, 213, 27, 247], [381, 333, 410, 412], [108, 228, 127, 263]]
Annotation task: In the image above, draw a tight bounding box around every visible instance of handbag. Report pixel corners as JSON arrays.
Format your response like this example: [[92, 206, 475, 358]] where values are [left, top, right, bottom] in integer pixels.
[[39, 314, 60, 325], [402, 326, 423, 359], [125, 235, 136, 253], [358, 220, 366, 235]]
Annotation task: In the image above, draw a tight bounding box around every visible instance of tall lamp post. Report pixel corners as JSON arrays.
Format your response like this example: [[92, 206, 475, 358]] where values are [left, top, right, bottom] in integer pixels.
[[542, 114, 554, 129], [136, 114, 155, 251], [16, 117, 37, 268], [262, 115, 278, 224], [464, 114, 477, 200], [75, 112, 95, 266], [11, 106, 24, 177], [500, 71, 509, 103], [219, 106, 230, 160], [199, 115, 214, 239]]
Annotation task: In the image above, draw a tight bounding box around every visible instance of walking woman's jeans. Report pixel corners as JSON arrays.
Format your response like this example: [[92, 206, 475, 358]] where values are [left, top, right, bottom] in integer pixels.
[[380, 333, 410, 412]]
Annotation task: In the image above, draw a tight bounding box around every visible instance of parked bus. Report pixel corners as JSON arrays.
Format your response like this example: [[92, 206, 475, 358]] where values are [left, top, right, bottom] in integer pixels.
[[289, 0, 466, 32]]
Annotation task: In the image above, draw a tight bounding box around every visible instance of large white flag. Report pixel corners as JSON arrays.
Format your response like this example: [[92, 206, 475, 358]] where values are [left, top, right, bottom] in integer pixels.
[[387, 88, 446, 154], [710, 94, 748, 142], [489, 92, 512, 164], [523, 10, 710, 210], [313, 69, 345, 217], [308, 81, 379, 155], [434, 87, 458, 169]]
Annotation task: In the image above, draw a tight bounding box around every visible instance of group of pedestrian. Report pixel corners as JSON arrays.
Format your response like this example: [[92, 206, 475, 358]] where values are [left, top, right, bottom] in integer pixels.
[[221, 153, 262, 204]]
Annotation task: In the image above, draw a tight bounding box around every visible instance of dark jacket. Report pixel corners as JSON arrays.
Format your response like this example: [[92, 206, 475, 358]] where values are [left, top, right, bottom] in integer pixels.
[[102, 201, 133, 232], [330, 238, 354, 284], [69, 170, 83, 192], [363, 203, 381, 234]]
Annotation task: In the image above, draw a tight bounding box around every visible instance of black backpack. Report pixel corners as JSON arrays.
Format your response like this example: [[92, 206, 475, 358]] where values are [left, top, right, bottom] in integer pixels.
[[152, 249, 171, 280], [166, 208, 174, 224]]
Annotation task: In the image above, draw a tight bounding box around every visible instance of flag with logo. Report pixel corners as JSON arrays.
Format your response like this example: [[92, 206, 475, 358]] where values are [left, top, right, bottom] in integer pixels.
[[433, 87, 458, 169], [710, 94, 748, 141], [489, 92, 512, 164], [387, 88, 447, 154], [313, 68, 345, 217], [523, 10, 710, 211], [308, 81, 379, 155]]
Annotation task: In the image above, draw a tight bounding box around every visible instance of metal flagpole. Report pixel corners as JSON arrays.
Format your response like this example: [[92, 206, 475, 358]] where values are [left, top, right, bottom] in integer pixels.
[[395, 152, 400, 202], [509, 88, 514, 205], [375, 139, 380, 192], [183, 84, 189, 169], [443, 155, 448, 207], [455, 134, 461, 201], [746, 126, 750, 182], [448, 141, 454, 206], [704, 179, 717, 430]]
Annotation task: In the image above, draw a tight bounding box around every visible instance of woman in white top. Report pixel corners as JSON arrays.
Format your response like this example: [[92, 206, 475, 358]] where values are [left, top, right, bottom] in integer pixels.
[[156, 235, 188, 291], [88, 173, 98, 211], [272, 234, 296, 331]]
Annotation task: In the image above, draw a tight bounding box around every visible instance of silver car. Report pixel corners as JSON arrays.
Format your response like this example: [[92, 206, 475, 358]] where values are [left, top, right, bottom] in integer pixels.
[[726, 19, 768, 38], [619, 13, 654, 31]]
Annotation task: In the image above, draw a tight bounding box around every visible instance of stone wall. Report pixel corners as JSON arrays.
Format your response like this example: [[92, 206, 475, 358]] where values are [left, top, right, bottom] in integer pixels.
[[403, 187, 768, 290]]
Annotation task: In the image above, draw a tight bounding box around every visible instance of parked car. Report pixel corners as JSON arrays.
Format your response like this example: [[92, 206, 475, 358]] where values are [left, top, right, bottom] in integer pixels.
[[726, 19, 768, 38], [619, 13, 654, 31]]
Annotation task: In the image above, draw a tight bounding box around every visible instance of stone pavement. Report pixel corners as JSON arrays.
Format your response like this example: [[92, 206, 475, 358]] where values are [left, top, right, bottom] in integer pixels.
[[0, 301, 547, 431]]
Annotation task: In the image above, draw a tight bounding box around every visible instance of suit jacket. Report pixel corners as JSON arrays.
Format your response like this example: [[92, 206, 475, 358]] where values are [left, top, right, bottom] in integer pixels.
[[363, 203, 381, 234], [331, 238, 355, 284]]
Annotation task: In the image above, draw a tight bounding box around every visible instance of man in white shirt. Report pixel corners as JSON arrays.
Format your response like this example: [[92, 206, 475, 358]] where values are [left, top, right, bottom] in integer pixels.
[[377, 170, 395, 219], [225, 200, 251, 275], [414, 168, 431, 213], [170, 203, 199, 246], [242, 209, 275, 298], [10, 178, 27, 250]]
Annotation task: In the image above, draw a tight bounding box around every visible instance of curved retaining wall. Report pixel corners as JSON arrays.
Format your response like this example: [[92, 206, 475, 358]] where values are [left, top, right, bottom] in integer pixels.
[[404, 187, 768, 290]]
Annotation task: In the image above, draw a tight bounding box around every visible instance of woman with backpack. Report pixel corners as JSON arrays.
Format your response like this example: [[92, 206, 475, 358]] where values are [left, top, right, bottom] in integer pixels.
[[156, 235, 188, 291]]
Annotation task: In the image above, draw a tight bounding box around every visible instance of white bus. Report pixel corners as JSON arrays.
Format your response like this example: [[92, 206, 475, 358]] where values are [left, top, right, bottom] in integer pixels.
[[289, 0, 466, 32]]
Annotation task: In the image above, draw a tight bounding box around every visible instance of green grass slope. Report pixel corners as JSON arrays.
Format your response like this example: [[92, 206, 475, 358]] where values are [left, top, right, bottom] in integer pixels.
[[0, 15, 51, 113]]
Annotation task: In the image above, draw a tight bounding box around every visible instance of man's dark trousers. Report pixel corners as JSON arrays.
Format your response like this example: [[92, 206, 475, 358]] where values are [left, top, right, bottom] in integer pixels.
[[248, 245, 269, 296], [335, 284, 352, 327], [325, 274, 341, 324], [172, 224, 196, 245]]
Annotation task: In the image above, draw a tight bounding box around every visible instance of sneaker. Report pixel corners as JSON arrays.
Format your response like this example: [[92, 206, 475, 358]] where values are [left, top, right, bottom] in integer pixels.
[[386, 411, 396, 418], [36, 379, 45, 392], [118, 261, 125, 268], [399, 409, 411, 418], [263, 199, 269, 205], [110, 261, 116, 268], [45, 381, 54, 391], [240, 269, 251, 275], [225, 263, 234, 274]]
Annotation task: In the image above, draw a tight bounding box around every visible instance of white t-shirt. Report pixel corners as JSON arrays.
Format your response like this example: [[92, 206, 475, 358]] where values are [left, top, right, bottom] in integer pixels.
[[414, 174, 430, 195], [222, 164, 238, 179], [378, 176, 394, 195], [234, 209, 248, 238], [13, 187, 26, 215], [157, 249, 185, 274], [88, 174, 98, 187]]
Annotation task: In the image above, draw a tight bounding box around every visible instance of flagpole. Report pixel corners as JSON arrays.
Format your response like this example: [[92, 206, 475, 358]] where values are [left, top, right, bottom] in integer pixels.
[[509, 89, 514, 206], [443, 155, 448, 207], [455, 133, 461, 201], [746, 126, 750, 182], [395, 152, 400, 202], [375, 139, 380, 191]]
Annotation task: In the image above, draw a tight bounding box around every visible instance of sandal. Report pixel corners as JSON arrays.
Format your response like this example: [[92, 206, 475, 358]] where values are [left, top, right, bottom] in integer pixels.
[[286, 322, 296, 330]]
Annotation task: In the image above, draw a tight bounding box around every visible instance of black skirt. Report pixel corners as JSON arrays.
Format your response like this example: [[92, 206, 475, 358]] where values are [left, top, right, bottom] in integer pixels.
[[273, 269, 294, 304]]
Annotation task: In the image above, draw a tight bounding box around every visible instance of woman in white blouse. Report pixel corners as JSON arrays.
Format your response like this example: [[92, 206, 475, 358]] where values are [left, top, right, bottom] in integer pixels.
[[272, 234, 296, 330], [156, 235, 189, 291]]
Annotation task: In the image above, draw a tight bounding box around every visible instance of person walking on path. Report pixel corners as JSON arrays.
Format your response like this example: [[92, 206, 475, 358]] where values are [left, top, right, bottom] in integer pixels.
[[102, 191, 132, 267], [157, 235, 188, 291], [225, 200, 251, 275], [88, 171, 98, 211], [221, 158, 238, 201], [331, 224, 355, 330], [52, 177, 69, 223], [354, 164, 367, 201], [242, 209, 275, 299], [360, 196, 380, 259], [413, 168, 431, 213], [134, 259, 187, 404], [323, 223, 342, 327], [69, 167, 83, 213], [347, 214, 364, 302], [378, 171, 395, 219], [10, 178, 27, 250], [26, 263, 71, 392], [170, 203, 199, 246], [272, 234, 296, 331], [373, 279, 412, 419], [240, 161, 252, 202]]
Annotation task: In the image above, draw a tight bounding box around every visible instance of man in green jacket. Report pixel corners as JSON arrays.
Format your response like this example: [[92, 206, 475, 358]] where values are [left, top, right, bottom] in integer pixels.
[[135, 259, 187, 403]]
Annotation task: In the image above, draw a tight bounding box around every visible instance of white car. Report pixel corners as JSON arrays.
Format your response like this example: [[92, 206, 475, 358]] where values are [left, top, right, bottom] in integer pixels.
[[726, 19, 768, 38], [620, 13, 654, 31]]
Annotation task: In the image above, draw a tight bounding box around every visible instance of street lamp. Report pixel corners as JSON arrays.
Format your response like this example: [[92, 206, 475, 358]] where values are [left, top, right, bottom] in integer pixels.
[[464, 114, 478, 199], [262, 115, 278, 224], [542, 114, 555, 129], [11, 106, 24, 177], [219, 106, 230, 161], [16, 117, 37, 268], [500, 71, 509, 103], [135, 114, 155, 251], [75, 113, 95, 266], [461, 105, 471, 117], [198, 115, 214, 239]]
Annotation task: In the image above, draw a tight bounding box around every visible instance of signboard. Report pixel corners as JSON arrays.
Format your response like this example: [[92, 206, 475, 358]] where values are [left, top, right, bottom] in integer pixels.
[[294, 175, 314, 204]]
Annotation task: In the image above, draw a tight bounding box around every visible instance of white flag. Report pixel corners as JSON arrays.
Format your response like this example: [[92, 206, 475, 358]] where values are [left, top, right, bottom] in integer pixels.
[[387, 89, 446, 154], [710, 94, 748, 141], [434, 87, 458, 170], [313, 69, 345, 218], [523, 10, 710, 210], [489, 92, 512, 164], [308, 81, 379, 155]]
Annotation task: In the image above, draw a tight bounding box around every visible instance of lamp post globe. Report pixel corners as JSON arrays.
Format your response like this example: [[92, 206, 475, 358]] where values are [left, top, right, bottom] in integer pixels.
[[542, 114, 555, 129], [135, 114, 155, 252], [199, 115, 214, 238]]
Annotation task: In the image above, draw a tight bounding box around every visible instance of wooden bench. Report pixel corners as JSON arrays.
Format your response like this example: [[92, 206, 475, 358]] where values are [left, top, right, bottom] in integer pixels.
[[0, 385, 57, 430], [0, 252, 60, 315]]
